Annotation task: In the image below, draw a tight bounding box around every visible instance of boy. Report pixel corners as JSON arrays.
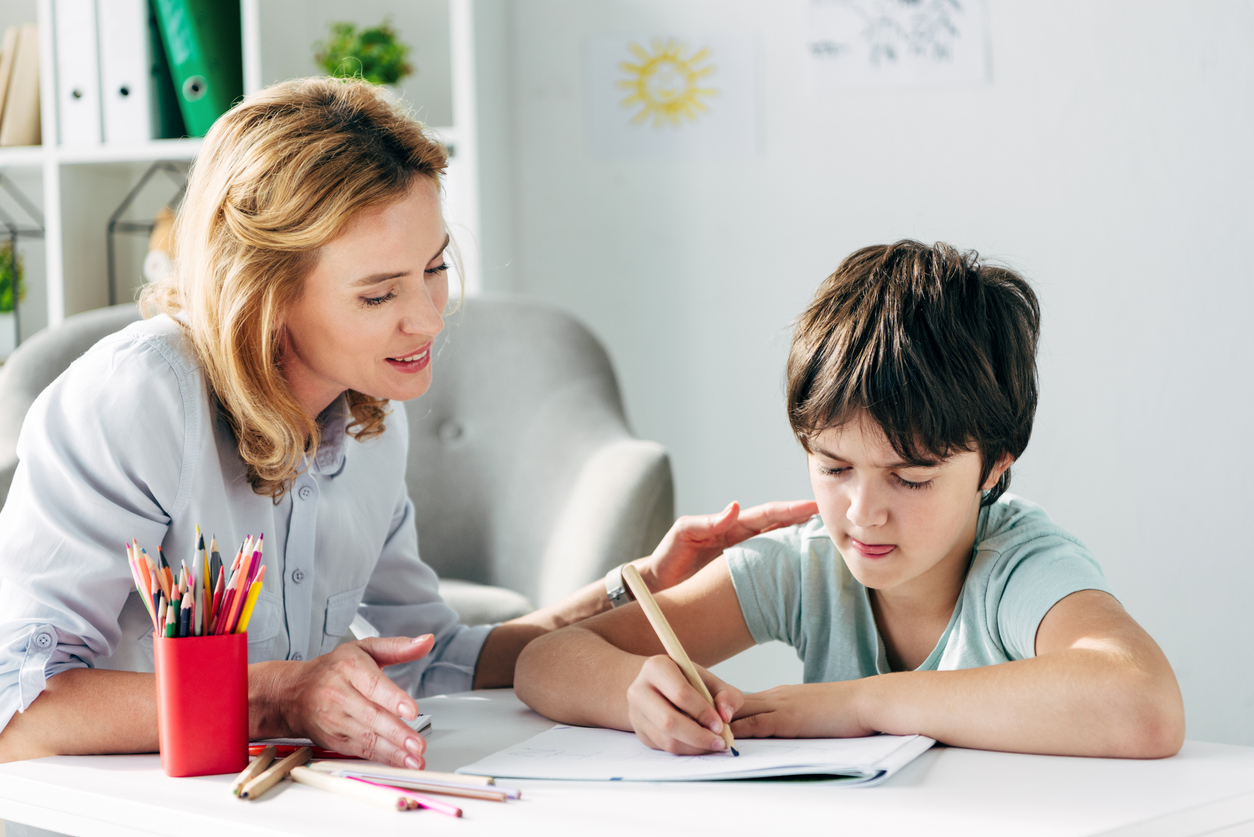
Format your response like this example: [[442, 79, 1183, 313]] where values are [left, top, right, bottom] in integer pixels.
[[516, 240, 1184, 759]]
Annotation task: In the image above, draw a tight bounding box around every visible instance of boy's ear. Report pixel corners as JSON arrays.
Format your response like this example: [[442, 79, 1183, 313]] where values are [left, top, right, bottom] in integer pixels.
[[981, 452, 1015, 491]]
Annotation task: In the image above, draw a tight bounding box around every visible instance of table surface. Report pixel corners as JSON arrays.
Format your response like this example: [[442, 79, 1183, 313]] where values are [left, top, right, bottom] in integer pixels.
[[2, 690, 1254, 837]]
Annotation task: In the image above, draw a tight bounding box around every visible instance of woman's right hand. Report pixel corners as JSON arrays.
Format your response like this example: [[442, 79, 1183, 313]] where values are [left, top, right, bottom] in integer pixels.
[[264, 634, 435, 768], [626, 654, 744, 755]]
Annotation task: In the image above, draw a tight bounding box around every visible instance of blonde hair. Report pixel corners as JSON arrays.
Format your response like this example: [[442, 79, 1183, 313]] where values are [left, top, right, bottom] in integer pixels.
[[141, 77, 449, 500]]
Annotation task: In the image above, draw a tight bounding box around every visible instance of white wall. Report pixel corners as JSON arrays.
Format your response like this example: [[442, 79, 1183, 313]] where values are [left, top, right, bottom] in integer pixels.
[[473, 0, 1254, 747]]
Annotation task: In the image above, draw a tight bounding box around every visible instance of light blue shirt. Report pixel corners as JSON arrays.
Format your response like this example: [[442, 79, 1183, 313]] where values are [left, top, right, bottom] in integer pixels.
[[0, 315, 490, 733], [726, 495, 1115, 681]]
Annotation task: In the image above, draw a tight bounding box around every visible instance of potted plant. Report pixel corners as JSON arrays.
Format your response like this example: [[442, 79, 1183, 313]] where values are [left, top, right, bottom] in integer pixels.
[[314, 19, 414, 87], [0, 241, 23, 359]]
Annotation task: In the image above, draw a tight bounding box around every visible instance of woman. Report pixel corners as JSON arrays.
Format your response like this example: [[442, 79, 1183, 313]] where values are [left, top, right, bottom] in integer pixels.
[[0, 78, 814, 769]]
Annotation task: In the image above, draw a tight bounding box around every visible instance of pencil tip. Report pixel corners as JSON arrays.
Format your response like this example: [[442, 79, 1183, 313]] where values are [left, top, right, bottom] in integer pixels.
[[731, 747, 739, 757]]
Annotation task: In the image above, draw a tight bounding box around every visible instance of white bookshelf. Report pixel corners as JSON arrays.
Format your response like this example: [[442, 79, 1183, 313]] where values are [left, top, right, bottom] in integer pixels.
[[0, 0, 480, 346]]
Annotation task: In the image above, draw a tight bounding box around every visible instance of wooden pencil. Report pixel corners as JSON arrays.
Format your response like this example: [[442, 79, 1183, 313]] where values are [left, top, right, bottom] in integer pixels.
[[621, 564, 738, 756], [290, 767, 411, 811], [308, 760, 495, 786], [230, 745, 277, 796], [239, 746, 312, 800]]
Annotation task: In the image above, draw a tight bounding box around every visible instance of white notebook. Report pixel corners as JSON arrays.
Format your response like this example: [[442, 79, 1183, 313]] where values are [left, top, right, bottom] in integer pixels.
[[458, 725, 934, 786]]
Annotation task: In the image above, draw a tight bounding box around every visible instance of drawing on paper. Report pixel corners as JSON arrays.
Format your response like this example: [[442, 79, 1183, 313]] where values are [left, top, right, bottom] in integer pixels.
[[808, 0, 987, 88], [617, 38, 718, 128]]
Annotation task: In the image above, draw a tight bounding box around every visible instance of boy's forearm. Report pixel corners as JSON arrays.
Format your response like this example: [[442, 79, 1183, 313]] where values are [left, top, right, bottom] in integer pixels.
[[515, 627, 644, 729], [857, 649, 1185, 758]]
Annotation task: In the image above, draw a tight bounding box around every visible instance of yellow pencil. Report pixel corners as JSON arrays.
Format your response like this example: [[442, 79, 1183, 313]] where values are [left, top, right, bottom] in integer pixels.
[[621, 564, 738, 756], [235, 568, 266, 634]]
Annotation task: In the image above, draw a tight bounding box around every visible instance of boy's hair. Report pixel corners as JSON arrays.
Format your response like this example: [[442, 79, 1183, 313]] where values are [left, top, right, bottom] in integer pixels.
[[786, 240, 1040, 505]]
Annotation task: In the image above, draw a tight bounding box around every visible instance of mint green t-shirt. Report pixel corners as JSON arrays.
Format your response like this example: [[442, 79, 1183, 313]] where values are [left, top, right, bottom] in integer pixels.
[[725, 494, 1114, 680]]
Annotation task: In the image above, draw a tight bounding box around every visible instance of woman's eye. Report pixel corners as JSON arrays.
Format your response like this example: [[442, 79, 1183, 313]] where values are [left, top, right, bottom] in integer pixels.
[[425, 262, 449, 276], [362, 290, 397, 308]]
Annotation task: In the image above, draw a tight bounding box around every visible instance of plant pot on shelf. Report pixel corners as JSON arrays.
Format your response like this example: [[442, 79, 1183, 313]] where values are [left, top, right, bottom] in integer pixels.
[[0, 311, 15, 359]]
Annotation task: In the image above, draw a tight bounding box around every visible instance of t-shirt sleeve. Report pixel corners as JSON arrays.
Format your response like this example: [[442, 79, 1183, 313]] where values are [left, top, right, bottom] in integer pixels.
[[725, 528, 806, 649], [987, 529, 1115, 661]]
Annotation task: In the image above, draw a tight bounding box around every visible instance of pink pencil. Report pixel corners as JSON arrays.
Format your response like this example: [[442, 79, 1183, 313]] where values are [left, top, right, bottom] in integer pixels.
[[349, 778, 463, 818]]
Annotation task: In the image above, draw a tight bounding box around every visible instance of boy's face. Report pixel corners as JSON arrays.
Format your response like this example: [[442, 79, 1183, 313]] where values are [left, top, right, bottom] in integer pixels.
[[807, 413, 1008, 602]]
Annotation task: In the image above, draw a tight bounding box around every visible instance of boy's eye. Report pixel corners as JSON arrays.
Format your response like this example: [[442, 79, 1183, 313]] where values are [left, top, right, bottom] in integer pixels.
[[362, 290, 397, 308], [894, 474, 933, 490], [818, 465, 848, 477]]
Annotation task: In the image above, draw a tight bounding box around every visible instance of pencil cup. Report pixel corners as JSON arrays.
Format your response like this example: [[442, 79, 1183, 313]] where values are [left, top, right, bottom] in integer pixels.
[[153, 632, 249, 777]]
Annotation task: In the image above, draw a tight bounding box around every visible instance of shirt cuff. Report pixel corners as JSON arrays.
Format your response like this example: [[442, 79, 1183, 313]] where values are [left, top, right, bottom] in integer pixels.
[[389, 623, 493, 698], [0, 623, 60, 733]]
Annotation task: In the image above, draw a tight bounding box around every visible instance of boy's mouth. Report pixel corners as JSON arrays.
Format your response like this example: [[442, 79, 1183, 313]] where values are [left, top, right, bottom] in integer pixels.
[[850, 538, 896, 558]]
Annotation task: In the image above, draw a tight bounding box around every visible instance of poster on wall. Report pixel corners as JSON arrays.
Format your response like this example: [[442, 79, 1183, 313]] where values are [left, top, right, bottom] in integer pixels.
[[585, 34, 759, 159], [808, 0, 988, 89]]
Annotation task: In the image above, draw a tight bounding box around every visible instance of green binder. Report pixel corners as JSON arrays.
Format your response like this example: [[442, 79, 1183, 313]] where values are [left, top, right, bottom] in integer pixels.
[[151, 0, 242, 137]]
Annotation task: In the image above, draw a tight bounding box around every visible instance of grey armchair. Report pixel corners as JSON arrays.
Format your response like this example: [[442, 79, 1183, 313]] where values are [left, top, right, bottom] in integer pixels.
[[0, 297, 674, 625]]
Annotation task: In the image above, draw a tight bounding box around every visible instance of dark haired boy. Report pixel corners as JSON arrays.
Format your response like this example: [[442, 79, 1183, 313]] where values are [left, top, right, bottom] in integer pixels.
[[516, 241, 1184, 758]]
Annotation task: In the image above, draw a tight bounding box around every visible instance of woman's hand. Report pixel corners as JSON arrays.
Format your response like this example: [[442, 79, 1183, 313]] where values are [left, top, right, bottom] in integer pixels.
[[731, 682, 876, 740], [626, 655, 744, 754], [639, 500, 818, 591], [264, 635, 435, 768]]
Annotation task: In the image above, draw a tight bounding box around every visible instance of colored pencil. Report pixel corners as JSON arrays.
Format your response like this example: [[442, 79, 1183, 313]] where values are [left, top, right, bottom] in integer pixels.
[[621, 564, 738, 756], [230, 745, 277, 796], [235, 567, 266, 634], [289, 767, 411, 811], [239, 746, 311, 800], [349, 777, 463, 817]]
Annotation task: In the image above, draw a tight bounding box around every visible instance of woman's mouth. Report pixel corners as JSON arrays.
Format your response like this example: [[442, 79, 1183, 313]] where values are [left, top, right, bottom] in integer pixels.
[[850, 538, 896, 559], [386, 344, 432, 373]]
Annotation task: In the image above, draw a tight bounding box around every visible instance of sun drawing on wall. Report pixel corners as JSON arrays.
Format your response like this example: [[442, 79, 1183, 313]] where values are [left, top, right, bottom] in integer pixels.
[[617, 38, 718, 128]]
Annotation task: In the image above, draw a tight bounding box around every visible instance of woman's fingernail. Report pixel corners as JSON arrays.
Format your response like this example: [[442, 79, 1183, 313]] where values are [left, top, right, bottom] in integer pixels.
[[397, 702, 413, 718], [406, 756, 421, 769], [411, 634, 432, 644], [406, 738, 423, 755]]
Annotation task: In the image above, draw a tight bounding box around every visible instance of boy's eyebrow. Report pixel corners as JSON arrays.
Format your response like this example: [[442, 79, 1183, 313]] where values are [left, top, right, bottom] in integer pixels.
[[349, 234, 451, 287], [813, 445, 940, 469]]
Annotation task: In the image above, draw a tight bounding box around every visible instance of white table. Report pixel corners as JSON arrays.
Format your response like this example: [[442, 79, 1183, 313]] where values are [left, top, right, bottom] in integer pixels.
[[1, 690, 1253, 837]]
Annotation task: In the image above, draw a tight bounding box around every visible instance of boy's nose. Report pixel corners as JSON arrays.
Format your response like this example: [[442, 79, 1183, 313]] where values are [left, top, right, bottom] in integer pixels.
[[845, 482, 888, 528]]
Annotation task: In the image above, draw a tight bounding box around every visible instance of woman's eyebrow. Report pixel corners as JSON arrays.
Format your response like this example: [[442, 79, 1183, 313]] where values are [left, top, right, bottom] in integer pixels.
[[351, 270, 409, 288]]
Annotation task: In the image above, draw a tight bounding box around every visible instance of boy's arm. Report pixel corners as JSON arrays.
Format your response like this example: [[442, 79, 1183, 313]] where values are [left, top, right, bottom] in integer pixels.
[[515, 557, 757, 752], [734, 590, 1185, 758]]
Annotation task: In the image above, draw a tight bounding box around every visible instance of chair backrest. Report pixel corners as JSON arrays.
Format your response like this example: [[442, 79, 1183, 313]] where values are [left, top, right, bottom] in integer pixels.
[[0, 304, 143, 502], [0, 297, 674, 606], [405, 296, 673, 605]]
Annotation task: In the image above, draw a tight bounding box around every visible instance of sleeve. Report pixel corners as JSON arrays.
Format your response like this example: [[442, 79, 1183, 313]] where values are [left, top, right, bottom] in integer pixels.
[[0, 333, 190, 732], [988, 529, 1116, 661], [724, 528, 806, 649], [355, 406, 490, 698]]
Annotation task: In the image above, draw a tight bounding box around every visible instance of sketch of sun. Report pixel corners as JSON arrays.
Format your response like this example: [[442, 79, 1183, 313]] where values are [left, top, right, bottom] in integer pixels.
[[617, 38, 718, 128]]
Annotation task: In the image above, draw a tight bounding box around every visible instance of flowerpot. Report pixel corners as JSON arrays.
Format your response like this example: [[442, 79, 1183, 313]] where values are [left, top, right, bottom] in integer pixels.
[[0, 311, 14, 360]]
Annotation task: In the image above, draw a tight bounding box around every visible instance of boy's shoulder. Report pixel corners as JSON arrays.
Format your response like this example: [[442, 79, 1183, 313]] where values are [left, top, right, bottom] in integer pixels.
[[978, 493, 1090, 557]]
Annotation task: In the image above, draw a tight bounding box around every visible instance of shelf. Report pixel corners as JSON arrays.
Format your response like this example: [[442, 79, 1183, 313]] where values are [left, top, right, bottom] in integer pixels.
[[55, 138, 204, 165], [0, 146, 49, 167]]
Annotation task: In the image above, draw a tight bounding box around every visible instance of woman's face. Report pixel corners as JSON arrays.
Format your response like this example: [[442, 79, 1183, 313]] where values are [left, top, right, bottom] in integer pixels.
[[279, 176, 450, 417]]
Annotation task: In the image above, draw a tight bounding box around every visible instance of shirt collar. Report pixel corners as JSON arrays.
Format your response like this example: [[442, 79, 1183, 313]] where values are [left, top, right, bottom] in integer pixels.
[[310, 395, 349, 477]]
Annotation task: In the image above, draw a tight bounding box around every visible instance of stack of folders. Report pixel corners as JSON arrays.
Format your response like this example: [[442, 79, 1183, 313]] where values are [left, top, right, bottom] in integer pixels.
[[0, 23, 42, 147], [51, 0, 241, 147]]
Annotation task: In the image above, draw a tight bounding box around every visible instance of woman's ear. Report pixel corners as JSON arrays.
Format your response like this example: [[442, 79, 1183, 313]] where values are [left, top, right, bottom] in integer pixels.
[[981, 452, 1015, 491]]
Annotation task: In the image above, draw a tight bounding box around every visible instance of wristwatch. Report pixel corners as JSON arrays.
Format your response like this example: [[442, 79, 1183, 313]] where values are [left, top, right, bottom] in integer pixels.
[[605, 562, 635, 608]]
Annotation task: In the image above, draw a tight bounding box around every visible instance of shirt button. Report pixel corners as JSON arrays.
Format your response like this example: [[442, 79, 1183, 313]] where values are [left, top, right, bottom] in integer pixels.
[[291, 652, 303, 661], [292, 569, 305, 584], [298, 486, 313, 500], [32, 630, 54, 650]]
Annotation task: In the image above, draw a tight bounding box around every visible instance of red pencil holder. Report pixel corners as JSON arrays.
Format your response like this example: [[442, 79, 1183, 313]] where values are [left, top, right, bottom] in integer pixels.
[[153, 632, 249, 777]]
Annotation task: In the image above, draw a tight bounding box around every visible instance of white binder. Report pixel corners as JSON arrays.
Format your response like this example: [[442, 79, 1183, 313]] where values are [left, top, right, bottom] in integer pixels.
[[53, 0, 102, 146], [99, 0, 156, 143]]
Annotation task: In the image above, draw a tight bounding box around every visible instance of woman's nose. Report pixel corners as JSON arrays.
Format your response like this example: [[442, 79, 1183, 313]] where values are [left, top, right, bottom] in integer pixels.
[[400, 287, 445, 337]]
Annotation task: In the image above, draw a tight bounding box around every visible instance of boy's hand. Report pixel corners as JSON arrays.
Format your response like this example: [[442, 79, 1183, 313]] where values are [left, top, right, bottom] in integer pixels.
[[732, 682, 877, 740], [627, 655, 744, 754], [641, 500, 819, 591]]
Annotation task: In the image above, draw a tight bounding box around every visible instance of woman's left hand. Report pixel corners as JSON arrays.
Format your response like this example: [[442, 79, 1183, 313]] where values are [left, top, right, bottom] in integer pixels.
[[638, 499, 818, 591]]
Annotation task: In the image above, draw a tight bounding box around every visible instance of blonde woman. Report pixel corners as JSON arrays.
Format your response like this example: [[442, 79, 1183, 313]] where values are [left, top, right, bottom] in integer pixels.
[[0, 78, 815, 769]]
